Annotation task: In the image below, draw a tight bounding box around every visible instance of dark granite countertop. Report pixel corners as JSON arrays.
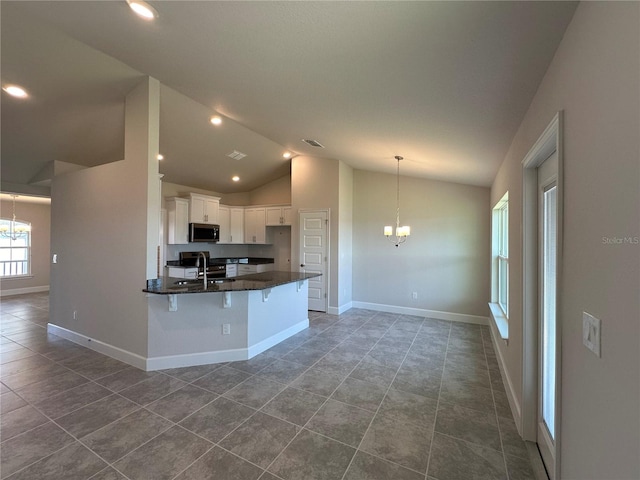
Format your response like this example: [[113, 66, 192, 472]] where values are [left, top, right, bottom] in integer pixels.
[[144, 271, 320, 295]]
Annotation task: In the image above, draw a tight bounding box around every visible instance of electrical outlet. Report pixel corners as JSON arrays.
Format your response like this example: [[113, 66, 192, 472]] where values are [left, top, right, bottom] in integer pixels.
[[412, 292, 418, 300], [52, 254, 58, 264], [222, 324, 231, 335], [73, 310, 77, 320], [582, 312, 601, 357]]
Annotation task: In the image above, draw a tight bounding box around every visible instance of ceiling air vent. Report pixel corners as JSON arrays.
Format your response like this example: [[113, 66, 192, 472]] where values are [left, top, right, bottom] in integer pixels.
[[302, 139, 325, 148], [226, 150, 247, 160]]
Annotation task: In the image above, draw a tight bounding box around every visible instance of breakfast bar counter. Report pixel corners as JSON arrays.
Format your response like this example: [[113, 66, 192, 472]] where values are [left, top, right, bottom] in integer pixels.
[[143, 271, 320, 371]]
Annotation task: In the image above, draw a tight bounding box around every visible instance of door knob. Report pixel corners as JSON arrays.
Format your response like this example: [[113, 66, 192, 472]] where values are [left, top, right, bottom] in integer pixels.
[[300, 264, 305, 267]]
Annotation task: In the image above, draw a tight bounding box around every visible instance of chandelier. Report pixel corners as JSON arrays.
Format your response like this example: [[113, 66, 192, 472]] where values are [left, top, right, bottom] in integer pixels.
[[384, 156, 411, 247], [0, 195, 30, 241]]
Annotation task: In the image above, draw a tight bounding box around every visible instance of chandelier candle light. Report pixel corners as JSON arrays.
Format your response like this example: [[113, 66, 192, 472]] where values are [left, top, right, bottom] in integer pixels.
[[384, 155, 411, 247], [0, 195, 30, 240]]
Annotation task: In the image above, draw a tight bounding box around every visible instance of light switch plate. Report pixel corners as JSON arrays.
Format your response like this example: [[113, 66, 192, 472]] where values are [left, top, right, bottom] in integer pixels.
[[582, 312, 601, 357]]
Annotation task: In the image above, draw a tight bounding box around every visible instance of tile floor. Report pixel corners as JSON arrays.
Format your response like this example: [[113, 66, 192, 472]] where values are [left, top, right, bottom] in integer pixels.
[[0, 292, 537, 479]]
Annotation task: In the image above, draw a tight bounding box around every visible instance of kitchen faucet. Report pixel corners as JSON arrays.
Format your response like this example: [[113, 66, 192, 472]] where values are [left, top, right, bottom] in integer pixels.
[[196, 251, 207, 288]]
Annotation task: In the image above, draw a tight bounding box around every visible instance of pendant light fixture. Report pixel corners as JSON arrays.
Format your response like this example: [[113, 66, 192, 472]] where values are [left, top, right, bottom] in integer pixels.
[[0, 195, 30, 241], [384, 156, 411, 247]]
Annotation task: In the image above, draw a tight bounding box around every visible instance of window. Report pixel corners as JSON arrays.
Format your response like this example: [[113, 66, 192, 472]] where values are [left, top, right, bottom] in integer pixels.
[[0, 219, 31, 278], [490, 192, 509, 338]]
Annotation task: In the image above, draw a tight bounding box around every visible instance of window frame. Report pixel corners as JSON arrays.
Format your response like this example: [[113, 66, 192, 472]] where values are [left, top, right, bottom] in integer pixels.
[[0, 218, 32, 278], [490, 192, 509, 340]]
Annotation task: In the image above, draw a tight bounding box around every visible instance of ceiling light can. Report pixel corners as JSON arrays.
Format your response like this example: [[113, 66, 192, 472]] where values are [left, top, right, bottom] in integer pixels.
[[2, 85, 28, 98], [126, 0, 158, 20], [210, 116, 222, 126]]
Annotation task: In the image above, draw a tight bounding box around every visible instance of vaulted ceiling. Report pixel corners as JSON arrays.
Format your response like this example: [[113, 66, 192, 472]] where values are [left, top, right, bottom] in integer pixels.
[[1, 1, 578, 195]]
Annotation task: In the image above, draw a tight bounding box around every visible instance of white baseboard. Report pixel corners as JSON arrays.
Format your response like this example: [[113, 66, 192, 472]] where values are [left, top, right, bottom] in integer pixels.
[[47, 323, 147, 370], [1, 285, 50, 297], [328, 302, 353, 315], [49, 318, 310, 372], [247, 319, 309, 358], [488, 318, 522, 428], [351, 301, 489, 325]]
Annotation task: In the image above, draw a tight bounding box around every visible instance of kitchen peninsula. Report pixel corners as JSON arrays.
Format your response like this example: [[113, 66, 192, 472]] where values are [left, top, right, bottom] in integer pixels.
[[143, 271, 320, 371]]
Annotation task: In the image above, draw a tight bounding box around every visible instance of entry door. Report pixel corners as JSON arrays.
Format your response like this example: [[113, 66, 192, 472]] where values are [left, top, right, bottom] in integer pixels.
[[537, 151, 559, 478], [299, 210, 328, 312]]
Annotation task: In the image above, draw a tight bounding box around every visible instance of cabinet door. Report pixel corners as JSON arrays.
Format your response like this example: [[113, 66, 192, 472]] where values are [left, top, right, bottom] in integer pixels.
[[282, 206, 292, 226], [254, 208, 266, 243], [204, 198, 219, 224], [229, 208, 244, 243], [245, 208, 257, 243], [189, 196, 206, 223], [167, 198, 189, 244], [218, 206, 230, 243], [265, 207, 283, 226]]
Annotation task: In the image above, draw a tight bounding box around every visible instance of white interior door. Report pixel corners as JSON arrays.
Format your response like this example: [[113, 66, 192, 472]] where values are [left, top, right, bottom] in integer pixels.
[[537, 150, 559, 479], [299, 210, 328, 312]]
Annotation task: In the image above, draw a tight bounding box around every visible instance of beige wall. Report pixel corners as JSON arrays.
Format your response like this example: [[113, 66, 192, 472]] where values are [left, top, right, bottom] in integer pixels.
[[249, 174, 291, 205], [338, 161, 354, 309], [491, 3, 639, 478], [353, 170, 490, 317], [50, 78, 160, 358], [0, 199, 51, 294]]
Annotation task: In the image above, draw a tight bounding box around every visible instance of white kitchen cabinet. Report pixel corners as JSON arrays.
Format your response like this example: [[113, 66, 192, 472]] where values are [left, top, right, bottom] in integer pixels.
[[166, 266, 199, 279], [229, 207, 245, 243], [265, 205, 292, 226], [218, 206, 245, 244], [166, 197, 190, 244], [237, 263, 274, 275], [244, 207, 266, 244], [185, 193, 220, 225]]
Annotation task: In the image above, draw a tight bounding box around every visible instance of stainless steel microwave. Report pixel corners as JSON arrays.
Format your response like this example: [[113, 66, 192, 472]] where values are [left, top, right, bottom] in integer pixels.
[[189, 223, 220, 243]]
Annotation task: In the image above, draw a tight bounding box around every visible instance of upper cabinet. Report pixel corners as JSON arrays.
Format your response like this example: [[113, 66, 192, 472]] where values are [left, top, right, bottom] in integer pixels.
[[166, 197, 190, 244], [186, 193, 220, 225], [265, 205, 292, 226], [218, 206, 244, 244], [245, 207, 266, 244]]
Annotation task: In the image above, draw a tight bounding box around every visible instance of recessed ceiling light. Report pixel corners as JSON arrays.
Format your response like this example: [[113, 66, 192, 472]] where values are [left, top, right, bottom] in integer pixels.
[[232, 176, 240, 182], [283, 152, 292, 159], [210, 116, 222, 126], [2, 85, 28, 98], [157, 154, 164, 160], [126, 0, 158, 20]]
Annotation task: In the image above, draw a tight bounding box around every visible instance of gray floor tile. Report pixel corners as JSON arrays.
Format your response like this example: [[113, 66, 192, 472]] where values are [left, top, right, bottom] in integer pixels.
[[361, 348, 406, 370], [281, 346, 328, 366], [290, 367, 343, 397], [192, 365, 252, 394], [343, 450, 425, 480], [0, 347, 37, 364], [427, 432, 507, 480], [175, 445, 263, 480], [261, 387, 326, 426], [348, 361, 397, 388], [435, 402, 501, 451], [94, 366, 158, 392], [391, 366, 442, 400], [360, 414, 432, 473], [268, 429, 355, 480], [82, 408, 172, 463], [255, 359, 309, 384], [34, 382, 113, 419], [379, 388, 438, 428], [55, 394, 139, 439], [1, 361, 69, 390], [505, 452, 537, 480], [64, 355, 129, 380], [14, 370, 89, 405], [498, 415, 530, 459], [220, 411, 300, 468], [113, 426, 211, 480], [179, 396, 255, 443], [0, 422, 75, 479], [89, 467, 127, 480], [439, 378, 495, 413], [493, 388, 513, 418], [0, 404, 48, 441], [227, 351, 279, 374], [306, 399, 374, 447], [160, 363, 223, 382], [223, 375, 285, 409], [148, 384, 217, 422], [119, 373, 187, 405], [331, 376, 387, 412], [0, 391, 27, 414], [6, 442, 106, 480]]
